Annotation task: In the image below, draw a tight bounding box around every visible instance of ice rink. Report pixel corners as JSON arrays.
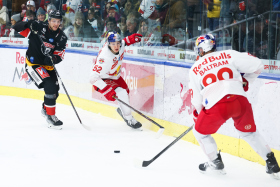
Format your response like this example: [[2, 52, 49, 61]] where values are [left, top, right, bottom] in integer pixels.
[[0, 95, 279, 187]]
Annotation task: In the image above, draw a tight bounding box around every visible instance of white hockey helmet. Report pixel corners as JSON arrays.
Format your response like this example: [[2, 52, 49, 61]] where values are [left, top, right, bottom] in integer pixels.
[[194, 34, 216, 57]]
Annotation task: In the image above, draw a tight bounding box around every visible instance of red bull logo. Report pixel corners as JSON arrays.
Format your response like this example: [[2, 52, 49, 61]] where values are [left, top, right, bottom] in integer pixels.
[[195, 36, 205, 46], [21, 72, 32, 85], [178, 83, 195, 115]]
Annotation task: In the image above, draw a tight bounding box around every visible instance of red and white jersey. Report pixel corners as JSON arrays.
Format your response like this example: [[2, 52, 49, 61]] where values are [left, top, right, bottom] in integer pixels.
[[89, 40, 126, 90], [189, 50, 263, 113], [138, 0, 156, 19]]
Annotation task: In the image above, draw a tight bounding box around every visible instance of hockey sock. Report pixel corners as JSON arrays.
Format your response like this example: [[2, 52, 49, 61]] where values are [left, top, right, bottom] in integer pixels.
[[45, 104, 56, 115], [237, 130, 271, 160], [193, 127, 218, 161], [115, 87, 132, 120]]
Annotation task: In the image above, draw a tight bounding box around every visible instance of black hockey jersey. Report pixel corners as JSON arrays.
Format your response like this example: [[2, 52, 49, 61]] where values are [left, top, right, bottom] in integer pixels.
[[13, 20, 67, 68]]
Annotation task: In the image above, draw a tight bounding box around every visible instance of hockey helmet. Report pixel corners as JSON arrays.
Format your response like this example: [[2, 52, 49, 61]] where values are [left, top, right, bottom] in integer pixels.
[[48, 10, 62, 21], [107, 31, 121, 43], [195, 34, 216, 57]]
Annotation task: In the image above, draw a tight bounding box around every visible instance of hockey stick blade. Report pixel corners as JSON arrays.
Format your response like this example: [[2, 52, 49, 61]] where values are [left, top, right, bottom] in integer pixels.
[[81, 123, 92, 131], [138, 125, 194, 167], [133, 158, 153, 167], [155, 128, 165, 139]]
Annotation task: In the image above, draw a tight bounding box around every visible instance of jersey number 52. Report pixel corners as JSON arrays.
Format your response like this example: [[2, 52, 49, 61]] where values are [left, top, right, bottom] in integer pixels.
[[202, 67, 233, 87], [93, 65, 102, 73]]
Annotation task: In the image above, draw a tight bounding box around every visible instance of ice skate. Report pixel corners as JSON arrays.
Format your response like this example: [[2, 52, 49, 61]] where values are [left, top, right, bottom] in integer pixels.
[[117, 108, 142, 130], [266, 152, 280, 180], [46, 114, 63, 130], [199, 151, 226, 175]]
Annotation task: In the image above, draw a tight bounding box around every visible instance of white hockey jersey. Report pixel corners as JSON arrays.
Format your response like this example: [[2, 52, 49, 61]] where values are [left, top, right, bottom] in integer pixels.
[[189, 50, 263, 113], [64, 0, 83, 25], [89, 40, 126, 90], [138, 0, 156, 19]]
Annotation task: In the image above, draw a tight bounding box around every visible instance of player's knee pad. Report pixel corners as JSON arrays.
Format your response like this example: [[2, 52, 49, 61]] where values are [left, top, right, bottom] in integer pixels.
[[115, 87, 129, 103]]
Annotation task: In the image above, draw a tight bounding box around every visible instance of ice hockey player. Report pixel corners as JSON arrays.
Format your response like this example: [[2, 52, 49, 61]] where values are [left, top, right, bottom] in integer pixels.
[[189, 33, 280, 178], [13, 10, 67, 130], [89, 31, 143, 129]]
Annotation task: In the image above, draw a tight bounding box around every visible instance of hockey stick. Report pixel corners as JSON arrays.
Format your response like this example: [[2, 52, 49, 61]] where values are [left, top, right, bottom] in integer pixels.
[[134, 125, 194, 167], [31, 24, 91, 131], [113, 96, 164, 138]]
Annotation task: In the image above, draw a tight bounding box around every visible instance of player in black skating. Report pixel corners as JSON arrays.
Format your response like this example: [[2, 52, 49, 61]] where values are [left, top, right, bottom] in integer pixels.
[[13, 10, 67, 130]]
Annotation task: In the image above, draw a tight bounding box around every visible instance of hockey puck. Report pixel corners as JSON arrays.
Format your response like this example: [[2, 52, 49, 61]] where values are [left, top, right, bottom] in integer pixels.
[[114, 150, 120, 153]]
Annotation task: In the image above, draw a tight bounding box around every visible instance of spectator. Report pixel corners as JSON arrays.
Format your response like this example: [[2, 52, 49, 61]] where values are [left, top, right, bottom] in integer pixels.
[[26, 0, 36, 12], [73, 11, 85, 40], [119, 16, 127, 37], [81, 1, 90, 19], [148, 0, 169, 26], [9, 14, 24, 38], [138, 19, 149, 37], [101, 17, 121, 38], [46, 3, 57, 21], [86, 7, 103, 36], [22, 1, 36, 21], [37, 7, 46, 22], [124, 0, 133, 17], [103, 2, 114, 20], [229, 0, 246, 23], [247, 18, 269, 59], [59, 16, 71, 31], [107, 4, 120, 22], [40, 0, 51, 12], [124, 17, 138, 37], [204, 0, 221, 31], [26, 10, 35, 21], [0, 1, 9, 27], [89, 0, 101, 9], [62, 0, 82, 25]]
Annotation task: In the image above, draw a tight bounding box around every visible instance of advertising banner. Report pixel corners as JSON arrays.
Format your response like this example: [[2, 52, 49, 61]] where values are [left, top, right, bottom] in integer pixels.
[[91, 62, 155, 114]]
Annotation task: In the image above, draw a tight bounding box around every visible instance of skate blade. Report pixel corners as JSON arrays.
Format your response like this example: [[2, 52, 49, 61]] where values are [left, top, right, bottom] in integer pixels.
[[270, 172, 280, 180], [46, 123, 63, 130], [131, 127, 143, 131], [200, 168, 226, 175]]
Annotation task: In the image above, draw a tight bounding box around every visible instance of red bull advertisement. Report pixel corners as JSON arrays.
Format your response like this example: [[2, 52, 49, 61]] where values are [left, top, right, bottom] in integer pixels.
[[91, 62, 155, 114]]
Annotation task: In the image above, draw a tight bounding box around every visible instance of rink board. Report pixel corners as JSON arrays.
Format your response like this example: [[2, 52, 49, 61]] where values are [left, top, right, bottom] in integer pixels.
[[1, 46, 280, 166]]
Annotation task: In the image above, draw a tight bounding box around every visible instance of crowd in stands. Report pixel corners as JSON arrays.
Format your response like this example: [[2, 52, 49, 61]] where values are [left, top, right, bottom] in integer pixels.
[[1, 0, 280, 60]]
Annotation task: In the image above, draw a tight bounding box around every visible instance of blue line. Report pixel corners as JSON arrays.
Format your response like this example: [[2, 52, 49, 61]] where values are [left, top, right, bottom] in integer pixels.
[[1, 44, 279, 81]]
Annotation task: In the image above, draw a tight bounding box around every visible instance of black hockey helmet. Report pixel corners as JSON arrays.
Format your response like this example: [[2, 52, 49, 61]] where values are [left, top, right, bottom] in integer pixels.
[[48, 10, 62, 21]]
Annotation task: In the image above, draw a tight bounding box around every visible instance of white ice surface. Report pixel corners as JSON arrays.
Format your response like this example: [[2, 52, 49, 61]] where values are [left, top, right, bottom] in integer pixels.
[[0, 96, 279, 187]]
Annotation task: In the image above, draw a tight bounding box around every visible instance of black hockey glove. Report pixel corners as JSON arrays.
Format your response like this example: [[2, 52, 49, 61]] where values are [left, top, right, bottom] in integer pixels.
[[29, 20, 39, 34], [43, 56, 54, 66]]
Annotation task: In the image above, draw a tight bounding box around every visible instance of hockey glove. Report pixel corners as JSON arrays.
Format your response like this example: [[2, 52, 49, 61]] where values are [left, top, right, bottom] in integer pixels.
[[100, 85, 116, 101], [242, 77, 249, 92], [43, 56, 54, 66], [193, 110, 199, 124], [124, 33, 142, 46], [29, 20, 39, 34]]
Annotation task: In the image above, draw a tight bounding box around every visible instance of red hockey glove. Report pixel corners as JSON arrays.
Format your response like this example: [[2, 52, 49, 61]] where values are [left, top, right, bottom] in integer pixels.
[[242, 77, 249, 92], [193, 110, 199, 124], [162, 34, 177, 46], [100, 85, 116, 101], [124, 33, 142, 46]]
